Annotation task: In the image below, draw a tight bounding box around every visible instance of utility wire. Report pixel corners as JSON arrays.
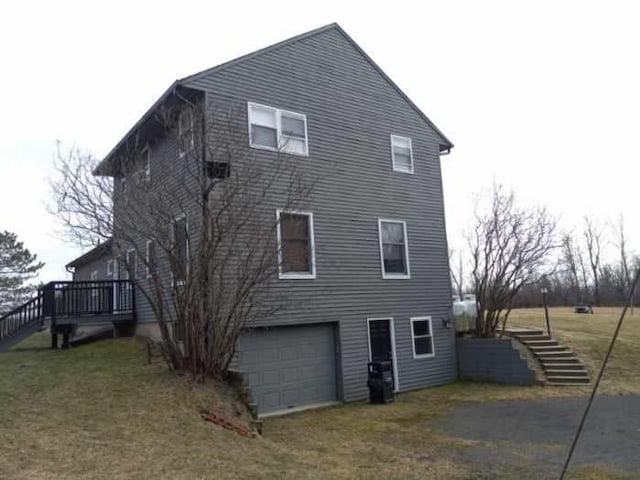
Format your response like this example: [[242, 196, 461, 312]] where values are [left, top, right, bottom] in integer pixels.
[[559, 267, 640, 479]]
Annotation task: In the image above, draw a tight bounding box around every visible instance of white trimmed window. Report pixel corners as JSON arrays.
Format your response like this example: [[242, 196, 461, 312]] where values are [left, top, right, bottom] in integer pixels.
[[378, 219, 410, 279], [410, 317, 435, 358], [146, 240, 156, 279], [106, 259, 114, 277], [276, 210, 316, 279], [390, 135, 414, 173], [90, 270, 99, 301], [171, 216, 189, 285], [125, 249, 137, 280], [248, 103, 308, 155], [142, 147, 151, 183], [178, 109, 195, 157]]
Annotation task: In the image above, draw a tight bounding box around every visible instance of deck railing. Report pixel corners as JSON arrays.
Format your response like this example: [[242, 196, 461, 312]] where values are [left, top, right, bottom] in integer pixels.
[[0, 294, 44, 342], [41, 280, 134, 320]]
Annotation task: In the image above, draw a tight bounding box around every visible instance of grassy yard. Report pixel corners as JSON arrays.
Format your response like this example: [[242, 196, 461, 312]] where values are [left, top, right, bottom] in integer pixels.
[[0, 307, 637, 479]]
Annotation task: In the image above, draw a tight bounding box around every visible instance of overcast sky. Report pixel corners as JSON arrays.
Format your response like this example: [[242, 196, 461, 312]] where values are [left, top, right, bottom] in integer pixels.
[[1, 1, 638, 282]]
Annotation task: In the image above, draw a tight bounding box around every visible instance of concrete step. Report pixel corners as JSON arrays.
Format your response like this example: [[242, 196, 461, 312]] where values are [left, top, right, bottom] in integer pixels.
[[545, 369, 589, 377], [522, 339, 560, 346], [529, 345, 570, 352], [507, 329, 545, 337], [542, 362, 585, 369], [519, 335, 552, 342], [547, 376, 590, 384], [535, 350, 576, 358]]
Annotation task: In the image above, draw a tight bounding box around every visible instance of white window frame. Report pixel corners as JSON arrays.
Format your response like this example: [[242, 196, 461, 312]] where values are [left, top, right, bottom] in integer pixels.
[[377, 218, 411, 279], [171, 214, 189, 286], [390, 135, 414, 174], [145, 239, 154, 279], [142, 146, 151, 183], [410, 316, 436, 359], [106, 259, 114, 277], [276, 209, 316, 279], [178, 109, 195, 158], [366, 317, 400, 391], [248, 102, 309, 156], [125, 248, 137, 280], [90, 270, 99, 301]]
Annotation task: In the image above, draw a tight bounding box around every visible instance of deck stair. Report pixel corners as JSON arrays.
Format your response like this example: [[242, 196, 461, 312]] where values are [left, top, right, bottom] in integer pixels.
[[504, 328, 590, 386]]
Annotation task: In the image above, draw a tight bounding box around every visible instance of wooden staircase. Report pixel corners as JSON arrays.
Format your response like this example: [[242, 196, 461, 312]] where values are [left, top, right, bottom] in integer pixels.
[[504, 328, 590, 385]]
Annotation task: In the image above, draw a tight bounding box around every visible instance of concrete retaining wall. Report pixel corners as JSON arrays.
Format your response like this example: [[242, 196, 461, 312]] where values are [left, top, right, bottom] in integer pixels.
[[457, 338, 537, 385]]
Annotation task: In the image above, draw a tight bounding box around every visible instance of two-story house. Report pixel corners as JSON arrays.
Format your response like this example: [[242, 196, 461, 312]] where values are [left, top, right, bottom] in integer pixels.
[[54, 23, 456, 415]]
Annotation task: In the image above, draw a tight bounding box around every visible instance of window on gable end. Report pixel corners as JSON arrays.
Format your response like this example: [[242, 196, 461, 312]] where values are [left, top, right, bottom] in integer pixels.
[[391, 135, 414, 174]]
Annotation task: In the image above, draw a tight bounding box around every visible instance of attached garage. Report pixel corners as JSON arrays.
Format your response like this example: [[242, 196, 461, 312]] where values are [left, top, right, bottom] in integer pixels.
[[236, 323, 338, 415]]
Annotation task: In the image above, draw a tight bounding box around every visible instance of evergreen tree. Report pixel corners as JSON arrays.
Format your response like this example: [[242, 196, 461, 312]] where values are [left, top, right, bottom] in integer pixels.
[[0, 231, 44, 313]]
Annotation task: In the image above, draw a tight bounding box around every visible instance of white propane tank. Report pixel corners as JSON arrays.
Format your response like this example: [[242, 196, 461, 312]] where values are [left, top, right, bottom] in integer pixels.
[[452, 293, 477, 332]]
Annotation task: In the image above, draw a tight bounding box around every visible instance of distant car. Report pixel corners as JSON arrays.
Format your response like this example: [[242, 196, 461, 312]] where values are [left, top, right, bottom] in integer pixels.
[[575, 305, 594, 314]]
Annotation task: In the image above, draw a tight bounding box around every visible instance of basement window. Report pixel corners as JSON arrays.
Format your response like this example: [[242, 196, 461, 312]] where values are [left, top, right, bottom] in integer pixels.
[[410, 317, 435, 358]]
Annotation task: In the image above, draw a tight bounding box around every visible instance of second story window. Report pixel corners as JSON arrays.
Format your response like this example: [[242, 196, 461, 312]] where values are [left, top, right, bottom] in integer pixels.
[[146, 240, 156, 279], [248, 103, 308, 156], [390, 135, 414, 174], [277, 210, 316, 279], [178, 109, 195, 158], [172, 216, 189, 285], [125, 249, 137, 280], [378, 219, 410, 279], [142, 147, 151, 183]]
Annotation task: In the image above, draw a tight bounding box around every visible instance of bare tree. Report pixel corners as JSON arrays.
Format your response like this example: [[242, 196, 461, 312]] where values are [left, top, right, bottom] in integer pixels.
[[49, 142, 113, 248], [583, 216, 604, 306], [467, 184, 557, 337], [559, 233, 582, 303], [612, 213, 633, 313], [449, 249, 464, 299], [50, 99, 315, 380]]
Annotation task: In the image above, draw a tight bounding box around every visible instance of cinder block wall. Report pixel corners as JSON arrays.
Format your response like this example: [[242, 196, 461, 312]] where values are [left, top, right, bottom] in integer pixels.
[[457, 338, 537, 385]]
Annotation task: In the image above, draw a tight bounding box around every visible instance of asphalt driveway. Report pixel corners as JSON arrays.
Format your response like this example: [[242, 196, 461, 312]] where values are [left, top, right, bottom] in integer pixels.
[[442, 394, 640, 479]]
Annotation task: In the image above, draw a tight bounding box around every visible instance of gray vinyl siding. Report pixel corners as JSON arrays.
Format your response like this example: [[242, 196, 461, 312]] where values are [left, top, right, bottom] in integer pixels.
[[112, 100, 204, 326], [106, 25, 455, 403], [182, 27, 456, 401], [73, 254, 112, 282]]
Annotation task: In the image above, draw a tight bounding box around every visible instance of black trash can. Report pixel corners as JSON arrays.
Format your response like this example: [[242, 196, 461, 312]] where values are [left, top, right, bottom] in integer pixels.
[[367, 361, 394, 404]]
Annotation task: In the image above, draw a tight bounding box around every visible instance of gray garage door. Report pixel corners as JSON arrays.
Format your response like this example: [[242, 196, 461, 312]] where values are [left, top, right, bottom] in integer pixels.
[[237, 323, 338, 414]]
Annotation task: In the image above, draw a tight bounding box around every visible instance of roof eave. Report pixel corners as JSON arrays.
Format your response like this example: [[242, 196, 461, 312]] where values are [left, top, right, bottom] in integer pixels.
[[93, 81, 183, 176]]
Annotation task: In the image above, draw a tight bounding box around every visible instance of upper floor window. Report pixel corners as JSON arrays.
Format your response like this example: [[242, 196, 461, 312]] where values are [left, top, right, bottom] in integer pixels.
[[178, 109, 195, 158], [390, 135, 414, 174], [277, 210, 316, 279], [146, 240, 156, 279], [378, 219, 410, 279], [410, 317, 435, 358], [141, 147, 151, 183], [172, 216, 189, 285], [248, 103, 308, 156], [106, 259, 114, 277], [125, 249, 137, 280]]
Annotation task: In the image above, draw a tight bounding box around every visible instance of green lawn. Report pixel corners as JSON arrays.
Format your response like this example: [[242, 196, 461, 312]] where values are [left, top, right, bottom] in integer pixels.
[[0, 308, 636, 479]]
